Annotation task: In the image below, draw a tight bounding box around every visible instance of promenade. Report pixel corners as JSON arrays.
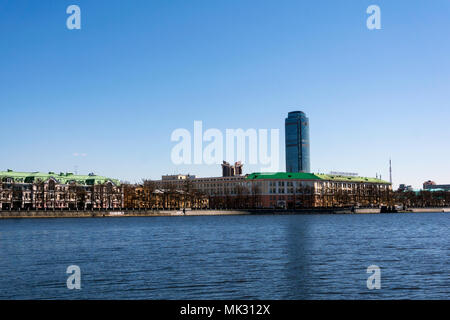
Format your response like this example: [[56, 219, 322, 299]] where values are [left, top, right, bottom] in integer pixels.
[[1, 207, 448, 218]]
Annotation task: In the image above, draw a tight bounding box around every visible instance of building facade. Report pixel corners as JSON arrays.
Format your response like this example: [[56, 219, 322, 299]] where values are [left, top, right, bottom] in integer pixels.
[[1, 168, 391, 211], [150, 171, 391, 209], [285, 111, 310, 173], [423, 180, 450, 191], [0, 170, 123, 210], [247, 172, 391, 209], [221, 161, 243, 177], [398, 184, 414, 192], [122, 179, 209, 210], [152, 174, 247, 209]]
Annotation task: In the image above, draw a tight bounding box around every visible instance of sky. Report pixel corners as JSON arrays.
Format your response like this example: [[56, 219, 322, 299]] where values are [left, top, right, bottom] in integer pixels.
[[1, 0, 449, 189]]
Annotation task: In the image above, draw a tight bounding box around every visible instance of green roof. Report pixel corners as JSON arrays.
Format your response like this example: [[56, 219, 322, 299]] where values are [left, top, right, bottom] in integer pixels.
[[0, 170, 120, 186], [246, 172, 389, 184], [419, 188, 447, 193], [314, 173, 388, 184], [246, 172, 319, 180]]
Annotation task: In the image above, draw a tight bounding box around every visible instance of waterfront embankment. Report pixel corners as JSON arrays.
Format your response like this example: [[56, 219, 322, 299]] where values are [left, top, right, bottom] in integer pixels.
[[0, 209, 250, 219], [0, 207, 448, 218], [404, 207, 450, 213]]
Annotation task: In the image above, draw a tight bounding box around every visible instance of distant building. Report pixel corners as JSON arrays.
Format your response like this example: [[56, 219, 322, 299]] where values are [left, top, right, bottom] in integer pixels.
[[234, 161, 243, 175], [162, 174, 196, 181], [398, 184, 414, 192], [222, 161, 233, 177], [152, 166, 391, 209], [423, 180, 436, 188], [122, 182, 209, 210], [247, 172, 390, 209], [285, 111, 310, 173], [0, 170, 122, 210], [423, 180, 450, 191], [221, 161, 243, 177]]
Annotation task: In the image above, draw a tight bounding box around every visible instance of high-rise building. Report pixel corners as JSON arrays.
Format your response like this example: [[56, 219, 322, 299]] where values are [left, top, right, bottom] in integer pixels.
[[285, 111, 310, 173], [234, 161, 243, 176], [221, 161, 243, 177]]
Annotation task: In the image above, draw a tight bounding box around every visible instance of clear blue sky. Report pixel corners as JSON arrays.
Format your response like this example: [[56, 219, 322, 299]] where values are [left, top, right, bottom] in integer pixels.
[[1, 0, 449, 189]]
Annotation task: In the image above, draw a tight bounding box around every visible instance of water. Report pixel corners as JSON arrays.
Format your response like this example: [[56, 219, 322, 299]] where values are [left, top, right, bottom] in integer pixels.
[[0, 213, 448, 299]]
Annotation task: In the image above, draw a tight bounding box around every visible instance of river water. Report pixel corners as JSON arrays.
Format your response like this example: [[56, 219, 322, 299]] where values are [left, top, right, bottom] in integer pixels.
[[0, 213, 448, 299]]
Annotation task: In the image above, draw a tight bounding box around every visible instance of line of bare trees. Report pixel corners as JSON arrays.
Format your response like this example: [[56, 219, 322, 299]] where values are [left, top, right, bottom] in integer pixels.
[[122, 180, 209, 210], [393, 190, 450, 208], [316, 184, 391, 208], [208, 184, 263, 209]]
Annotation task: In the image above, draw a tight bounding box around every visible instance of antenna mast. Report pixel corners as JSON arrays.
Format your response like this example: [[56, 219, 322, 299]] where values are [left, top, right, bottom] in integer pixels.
[[389, 158, 392, 185]]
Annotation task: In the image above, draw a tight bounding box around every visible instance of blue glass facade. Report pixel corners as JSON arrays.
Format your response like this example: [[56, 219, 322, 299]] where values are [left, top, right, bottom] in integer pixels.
[[285, 111, 310, 173]]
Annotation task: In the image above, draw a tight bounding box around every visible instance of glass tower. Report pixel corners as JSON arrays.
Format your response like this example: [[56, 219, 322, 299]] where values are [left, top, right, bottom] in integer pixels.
[[285, 111, 310, 173]]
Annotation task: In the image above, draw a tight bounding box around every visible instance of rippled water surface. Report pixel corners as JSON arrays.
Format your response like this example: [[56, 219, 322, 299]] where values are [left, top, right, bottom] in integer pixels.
[[0, 213, 448, 299]]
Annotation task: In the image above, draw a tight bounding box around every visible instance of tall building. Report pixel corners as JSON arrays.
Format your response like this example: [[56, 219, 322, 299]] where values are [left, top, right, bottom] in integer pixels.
[[285, 111, 310, 173], [234, 161, 243, 176], [221, 161, 243, 177]]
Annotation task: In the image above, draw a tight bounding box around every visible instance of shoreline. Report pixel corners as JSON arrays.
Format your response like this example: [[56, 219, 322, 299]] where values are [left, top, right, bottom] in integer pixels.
[[0, 207, 448, 219]]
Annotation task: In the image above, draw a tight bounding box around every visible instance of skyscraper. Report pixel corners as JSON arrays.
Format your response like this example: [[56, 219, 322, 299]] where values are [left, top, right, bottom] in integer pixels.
[[285, 111, 310, 173]]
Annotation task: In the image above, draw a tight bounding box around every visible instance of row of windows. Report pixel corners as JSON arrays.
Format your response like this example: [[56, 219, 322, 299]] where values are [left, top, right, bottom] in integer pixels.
[[269, 181, 311, 187], [269, 188, 312, 194], [201, 188, 244, 195], [267, 181, 388, 189], [269, 195, 299, 201], [196, 182, 250, 188]]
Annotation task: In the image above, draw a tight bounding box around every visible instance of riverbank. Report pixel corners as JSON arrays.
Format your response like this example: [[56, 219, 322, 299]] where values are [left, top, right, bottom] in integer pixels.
[[398, 207, 450, 213], [0, 207, 448, 218], [0, 209, 250, 218]]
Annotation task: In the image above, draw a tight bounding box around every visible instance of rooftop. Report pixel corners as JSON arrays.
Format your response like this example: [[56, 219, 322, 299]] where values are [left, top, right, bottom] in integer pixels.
[[246, 172, 390, 184], [0, 170, 121, 186], [287, 111, 306, 117]]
